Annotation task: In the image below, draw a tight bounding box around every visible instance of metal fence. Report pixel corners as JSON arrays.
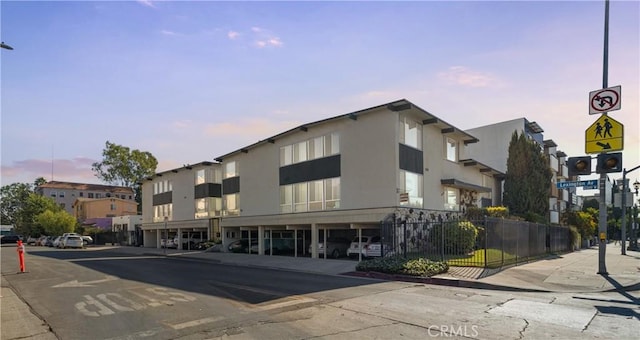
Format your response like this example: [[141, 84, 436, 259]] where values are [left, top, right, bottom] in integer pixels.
[[379, 216, 572, 268]]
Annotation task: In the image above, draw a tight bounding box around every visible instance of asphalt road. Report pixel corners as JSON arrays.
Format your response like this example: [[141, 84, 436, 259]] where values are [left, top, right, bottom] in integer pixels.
[[1, 246, 386, 340], [2, 245, 638, 339]]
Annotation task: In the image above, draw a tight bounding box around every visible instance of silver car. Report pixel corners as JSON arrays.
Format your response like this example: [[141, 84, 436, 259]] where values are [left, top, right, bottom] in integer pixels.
[[309, 237, 351, 258], [61, 235, 84, 249]]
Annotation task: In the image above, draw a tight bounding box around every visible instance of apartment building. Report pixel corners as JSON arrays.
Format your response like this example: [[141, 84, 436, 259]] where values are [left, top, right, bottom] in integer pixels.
[[464, 118, 574, 223], [35, 181, 135, 215], [140, 161, 220, 249], [72, 197, 138, 223], [141, 100, 505, 257]]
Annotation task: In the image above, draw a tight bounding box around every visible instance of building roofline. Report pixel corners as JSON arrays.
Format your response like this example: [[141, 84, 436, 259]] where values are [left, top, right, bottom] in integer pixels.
[[214, 99, 481, 162]]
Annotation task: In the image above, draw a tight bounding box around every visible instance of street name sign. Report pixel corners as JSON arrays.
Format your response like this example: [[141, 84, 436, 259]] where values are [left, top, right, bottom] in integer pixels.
[[556, 180, 598, 189], [589, 85, 621, 115], [585, 114, 623, 154]]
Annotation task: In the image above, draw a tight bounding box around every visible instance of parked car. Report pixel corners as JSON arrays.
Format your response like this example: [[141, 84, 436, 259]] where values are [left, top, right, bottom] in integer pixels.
[[174, 233, 206, 249], [61, 235, 84, 249], [26, 236, 38, 245], [81, 236, 93, 245], [365, 241, 394, 258], [228, 239, 258, 253], [309, 237, 351, 258], [53, 236, 63, 248], [35, 236, 48, 246], [43, 236, 55, 247], [0, 235, 23, 244], [346, 235, 380, 258], [161, 239, 175, 249]]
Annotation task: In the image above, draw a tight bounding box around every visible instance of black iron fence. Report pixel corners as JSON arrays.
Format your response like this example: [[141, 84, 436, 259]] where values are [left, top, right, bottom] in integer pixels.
[[379, 217, 572, 268]]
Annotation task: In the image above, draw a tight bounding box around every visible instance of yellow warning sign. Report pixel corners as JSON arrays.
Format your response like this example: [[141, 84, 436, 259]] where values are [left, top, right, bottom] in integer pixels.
[[585, 114, 624, 154]]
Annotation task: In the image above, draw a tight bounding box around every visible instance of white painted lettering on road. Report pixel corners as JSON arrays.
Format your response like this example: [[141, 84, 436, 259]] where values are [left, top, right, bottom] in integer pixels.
[[97, 293, 146, 312], [75, 295, 116, 317], [75, 287, 197, 317]]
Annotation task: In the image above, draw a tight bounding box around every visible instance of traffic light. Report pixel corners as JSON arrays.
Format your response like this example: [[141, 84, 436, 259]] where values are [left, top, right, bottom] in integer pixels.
[[567, 156, 592, 176], [596, 152, 622, 174]]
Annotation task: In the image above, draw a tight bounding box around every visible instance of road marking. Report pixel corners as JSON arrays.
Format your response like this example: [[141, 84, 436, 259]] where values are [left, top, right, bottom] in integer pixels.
[[166, 316, 224, 330], [52, 275, 118, 288], [75, 295, 116, 317], [68, 256, 161, 262], [97, 293, 146, 311], [255, 296, 317, 311], [209, 281, 316, 311]]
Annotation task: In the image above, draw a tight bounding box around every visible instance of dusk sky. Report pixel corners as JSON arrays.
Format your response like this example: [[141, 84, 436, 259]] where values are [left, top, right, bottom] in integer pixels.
[[1, 1, 638, 190]]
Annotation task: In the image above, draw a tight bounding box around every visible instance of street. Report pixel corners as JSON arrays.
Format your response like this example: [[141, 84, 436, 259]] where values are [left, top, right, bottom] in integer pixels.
[[2, 245, 638, 339]]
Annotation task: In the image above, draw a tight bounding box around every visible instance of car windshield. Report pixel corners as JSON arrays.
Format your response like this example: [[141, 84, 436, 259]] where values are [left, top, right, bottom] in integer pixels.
[[67, 236, 81, 240]]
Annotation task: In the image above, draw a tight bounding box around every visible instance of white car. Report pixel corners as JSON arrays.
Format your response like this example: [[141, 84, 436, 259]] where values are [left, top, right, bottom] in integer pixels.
[[61, 235, 84, 249], [346, 235, 380, 258]]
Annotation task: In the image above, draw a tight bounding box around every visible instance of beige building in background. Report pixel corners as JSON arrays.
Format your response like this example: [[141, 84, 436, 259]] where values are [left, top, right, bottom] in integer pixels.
[[35, 181, 135, 216], [72, 197, 138, 223]]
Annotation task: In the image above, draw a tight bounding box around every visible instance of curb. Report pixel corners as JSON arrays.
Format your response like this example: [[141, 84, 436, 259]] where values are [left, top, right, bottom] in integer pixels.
[[343, 271, 640, 293]]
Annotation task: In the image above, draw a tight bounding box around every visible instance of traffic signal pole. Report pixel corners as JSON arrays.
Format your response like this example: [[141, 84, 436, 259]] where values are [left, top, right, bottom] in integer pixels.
[[597, 0, 609, 275]]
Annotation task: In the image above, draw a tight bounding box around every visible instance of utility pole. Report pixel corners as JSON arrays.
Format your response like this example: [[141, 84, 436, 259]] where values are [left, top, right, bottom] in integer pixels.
[[597, 0, 610, 275]]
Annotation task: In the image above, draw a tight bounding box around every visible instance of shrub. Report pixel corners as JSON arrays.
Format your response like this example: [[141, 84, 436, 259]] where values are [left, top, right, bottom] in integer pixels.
[[356, 256, 448, 277], [429, 220, 479, 255], [486, 206, 509, 218]]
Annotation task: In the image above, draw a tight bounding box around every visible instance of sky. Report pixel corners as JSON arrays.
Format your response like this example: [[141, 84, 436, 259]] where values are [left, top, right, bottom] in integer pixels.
[[1, 0, 639, 193]]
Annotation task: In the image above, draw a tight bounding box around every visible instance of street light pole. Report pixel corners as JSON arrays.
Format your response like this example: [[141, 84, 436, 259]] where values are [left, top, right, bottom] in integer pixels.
[[620, 167, 640, 254]]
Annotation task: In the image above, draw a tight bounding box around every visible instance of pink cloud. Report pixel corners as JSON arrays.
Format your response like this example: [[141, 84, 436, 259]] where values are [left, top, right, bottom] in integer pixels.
[[438, 66, 499, 88], [1, 157, 99, 185]]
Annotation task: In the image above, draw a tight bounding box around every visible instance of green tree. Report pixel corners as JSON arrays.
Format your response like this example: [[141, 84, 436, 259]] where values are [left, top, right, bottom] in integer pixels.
[[19, 194, 61, 236], [502, 131, 553, 221], [92, 141, 158, 211], [1, 182, 32, 226], [35, 210, 76, 236], [562, 209, 597, 239]]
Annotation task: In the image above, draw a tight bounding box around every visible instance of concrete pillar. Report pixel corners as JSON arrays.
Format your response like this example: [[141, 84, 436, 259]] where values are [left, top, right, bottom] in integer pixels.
[[221, 227, 228, 253], [323, 228, 327, 259], [177, 228, 182, 250], [358, 227, 363, 262], [156, 230, 161, 249], [294, 229, 298, 258], [311, 223, 318, 259], [258, 226, 264, 255]]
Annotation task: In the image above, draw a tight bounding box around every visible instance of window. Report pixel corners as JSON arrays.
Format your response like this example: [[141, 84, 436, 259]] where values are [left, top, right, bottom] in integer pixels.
[[308, 180, 323, 211], [309, 136, 324, 160], [446, 137, 457, 162], [280, 185, 293, 213], [325, 178, 340, 209], [153, 203, 173, 222], [50, 191, 57, 197], [224, 161, 238, 178], [88, 193, 94, 198], [96, 193, 102, 199], [294, 182, 307, 212], [444, 187, 459, 211], [294, 141, 308, 163], [224, 193, 240, 216], [399, 170, 423, 207], [196, 169, 205, 185], [399, 115, 422, 150], [326, 133, 340, 155], [59, 192, 65, 198], [79, 192, 84, 197], [195, 197, 222, 218], [110, 203, 116, 211], [106, 193, 111, 198], [280, 145, 293, 166]]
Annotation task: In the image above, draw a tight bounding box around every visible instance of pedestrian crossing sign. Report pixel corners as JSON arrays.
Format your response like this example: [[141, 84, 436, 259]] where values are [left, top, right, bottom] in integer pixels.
[[585, 114, 623, 154]]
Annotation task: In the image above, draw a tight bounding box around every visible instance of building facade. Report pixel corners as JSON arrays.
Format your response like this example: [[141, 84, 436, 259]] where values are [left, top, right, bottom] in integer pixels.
[[140, 161, 220, 249], [465, 118, 573, 223], [35, 181, 135, 216], [72, 197, 138, 222], [112, 215, 143, 246]]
